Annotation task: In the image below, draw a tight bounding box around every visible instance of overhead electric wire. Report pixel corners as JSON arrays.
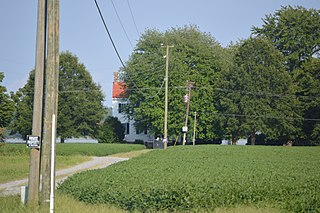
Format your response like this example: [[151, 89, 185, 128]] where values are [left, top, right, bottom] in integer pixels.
[[94, 0, 126, 68], [110, 0, 134, 49], [94, 0, 167, 99], [212, 112, 320, 122], [194, 86, 320, 100], [126, 0, 140, 37]]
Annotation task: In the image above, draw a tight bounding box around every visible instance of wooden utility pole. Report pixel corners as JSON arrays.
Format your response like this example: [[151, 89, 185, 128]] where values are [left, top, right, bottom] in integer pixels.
[[27, 0, 46, 205], [41, 0, 59, 204], [192, 111, 197, 146], [182, 81, 193, 145], [54, 0, 60, 120], [163, 45, 174, 149]]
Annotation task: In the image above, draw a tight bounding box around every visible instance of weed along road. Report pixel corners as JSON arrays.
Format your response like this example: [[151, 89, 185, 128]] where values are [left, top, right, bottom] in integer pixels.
[[0, 156, 128, 196]]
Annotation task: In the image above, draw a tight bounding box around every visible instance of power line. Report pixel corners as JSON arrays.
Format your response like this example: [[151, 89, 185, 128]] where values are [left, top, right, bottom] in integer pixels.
[[210, 87, 320, 100], [126, 0, 140, 37], [212, 112, 320, 122], [110, 0, 134, 49], [94, 0, 164, 99], [93, 0, 126, 68]]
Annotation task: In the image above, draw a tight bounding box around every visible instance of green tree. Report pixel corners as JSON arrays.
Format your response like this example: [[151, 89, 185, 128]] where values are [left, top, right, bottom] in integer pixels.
[[0, 72, 14, 141], [292, 58, 320, 145], [9, 72, 34, 139], [97, 116, 125, 143], [252, 6, 320, 71], [216, 37, 300, 145], [58, 51, 105, 142], [123, 25, 225, 142], [10, 51, 106, 141]]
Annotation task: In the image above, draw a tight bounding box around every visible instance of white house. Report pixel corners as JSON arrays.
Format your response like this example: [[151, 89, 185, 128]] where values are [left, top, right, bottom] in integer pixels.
[[112, 72, 152, 142]]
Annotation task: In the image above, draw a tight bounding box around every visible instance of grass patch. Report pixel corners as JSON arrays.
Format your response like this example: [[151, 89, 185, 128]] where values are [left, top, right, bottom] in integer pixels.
[[55, 143, 145, 156], [110, 149, 152, 158], [0, 193, 126, 213], [0, 155, 90, 184], [59, 145, 320, 212], [0, 194, 281, 213], [0, 143, 144, 183]]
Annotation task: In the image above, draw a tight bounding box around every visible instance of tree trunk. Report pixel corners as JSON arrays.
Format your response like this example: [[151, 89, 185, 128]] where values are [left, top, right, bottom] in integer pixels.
[[61, 137, 65, 143], [231, 131, 238, 145], [250, 132, 256, 145]]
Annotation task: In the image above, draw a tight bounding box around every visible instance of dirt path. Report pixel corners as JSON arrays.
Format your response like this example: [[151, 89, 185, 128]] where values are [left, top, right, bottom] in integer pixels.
[[0, 156, 129, 196]]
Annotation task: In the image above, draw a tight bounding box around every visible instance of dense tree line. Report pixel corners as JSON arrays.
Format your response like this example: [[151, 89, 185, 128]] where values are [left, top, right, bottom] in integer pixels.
[[252, 6, 320, 145], [0, 6, 318, 145], [122, 6, 319, 145]]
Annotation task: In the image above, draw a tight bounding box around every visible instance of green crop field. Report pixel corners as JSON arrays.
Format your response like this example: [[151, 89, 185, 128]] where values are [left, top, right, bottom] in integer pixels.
[[59, 145, 320, 212]]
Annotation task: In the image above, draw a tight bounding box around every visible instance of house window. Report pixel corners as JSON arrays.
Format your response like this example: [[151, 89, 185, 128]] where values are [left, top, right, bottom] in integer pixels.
[[118, 103, 128, 113]]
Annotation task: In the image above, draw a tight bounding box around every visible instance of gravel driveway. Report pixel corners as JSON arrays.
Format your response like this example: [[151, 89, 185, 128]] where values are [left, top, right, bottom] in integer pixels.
[[0, 156, 128, 196]]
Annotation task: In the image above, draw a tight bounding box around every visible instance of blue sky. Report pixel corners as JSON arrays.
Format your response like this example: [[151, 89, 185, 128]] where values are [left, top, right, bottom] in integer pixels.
[[0, 0, 319, 106]]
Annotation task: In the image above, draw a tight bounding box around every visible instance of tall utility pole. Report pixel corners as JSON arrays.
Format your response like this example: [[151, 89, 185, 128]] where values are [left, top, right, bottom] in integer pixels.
[[41, 0, 59, 204], [27, 0, 46, 205], [182, 81, 193, 145], [162, 45, 174, 149], [54, 0, 60, 121], [193, 111, 197, 146]]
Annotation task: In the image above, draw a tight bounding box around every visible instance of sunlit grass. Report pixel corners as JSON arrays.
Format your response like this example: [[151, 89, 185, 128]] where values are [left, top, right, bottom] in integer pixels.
[[0, 143, 145, 183], [110, 148, 152, 158], [0, 155, 90, 184], [0, 193, 126, 213], [0, 193, 282, 213]]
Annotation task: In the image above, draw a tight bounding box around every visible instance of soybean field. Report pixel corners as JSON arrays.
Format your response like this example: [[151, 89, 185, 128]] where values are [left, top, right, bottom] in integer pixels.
[[59, 145, 320, 212]]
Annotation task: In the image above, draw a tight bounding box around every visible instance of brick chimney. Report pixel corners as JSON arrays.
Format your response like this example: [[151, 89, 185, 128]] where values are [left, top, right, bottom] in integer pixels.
[[114, 71, 118, 83]]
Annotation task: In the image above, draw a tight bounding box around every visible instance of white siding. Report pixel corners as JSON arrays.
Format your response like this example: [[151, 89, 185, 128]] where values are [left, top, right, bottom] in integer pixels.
[[112, 98, 152, 142]]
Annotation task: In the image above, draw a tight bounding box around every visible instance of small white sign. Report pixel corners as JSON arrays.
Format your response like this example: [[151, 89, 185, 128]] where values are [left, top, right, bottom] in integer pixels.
[[182, 126, 188, 133], [26, 135, 40, 148]]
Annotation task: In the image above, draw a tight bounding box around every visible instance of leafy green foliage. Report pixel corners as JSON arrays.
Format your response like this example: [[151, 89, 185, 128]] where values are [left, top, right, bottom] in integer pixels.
[[292, 58, 320, 145], [0, 72, 15, 142], [10, 51, 106, 140], [0, 72, 14, 130], [58, 51, 105, 141], [216, 38, 301, 144], [252, 6, 320, 71], [59, 145, 320, 212], [123, 25, 225, 141], [97, 116, 125, 143], [9, 72, 35, 139]]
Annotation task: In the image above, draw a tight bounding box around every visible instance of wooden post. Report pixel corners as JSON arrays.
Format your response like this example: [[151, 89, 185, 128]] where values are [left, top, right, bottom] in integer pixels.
[[182, 81, 193, 145], [163, 45, 174, 149], [41, 0, 59, 204], [27, 0, 46, 205], [192, 112, 197, 146]]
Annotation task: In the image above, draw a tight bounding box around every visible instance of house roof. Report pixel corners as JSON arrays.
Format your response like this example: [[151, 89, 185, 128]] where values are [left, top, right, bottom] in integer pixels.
[[112, 82, 127, 98]]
